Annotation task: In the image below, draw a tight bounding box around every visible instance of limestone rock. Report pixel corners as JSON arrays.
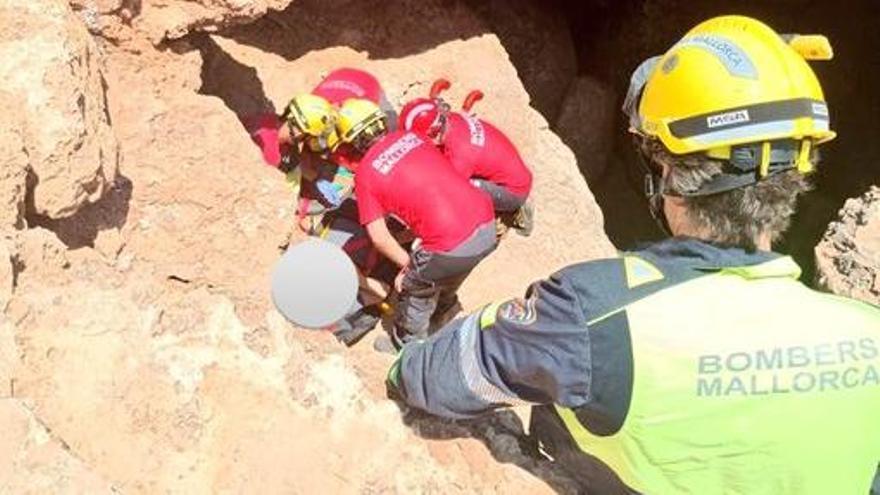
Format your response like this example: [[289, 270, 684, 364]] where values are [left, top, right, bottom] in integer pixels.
[[816, 186, 880, 305], [0, 0, 119, 220], [11, 281, 559, 493], [134, 1, 295, 43], [555, 76, 618, 184], [0, 240, 13, 310], [69, 1, 296, 43], [0, 400, 114, 493], [0, 92, 28, 231], [5, 29, 611, 493], [6, 0, 614, 490], [14, 228, 71, 281]]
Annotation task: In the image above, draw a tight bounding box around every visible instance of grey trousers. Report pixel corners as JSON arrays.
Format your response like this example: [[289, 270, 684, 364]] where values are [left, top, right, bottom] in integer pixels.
[[393, 221, 497, 344], [472, 179, 527, 212]]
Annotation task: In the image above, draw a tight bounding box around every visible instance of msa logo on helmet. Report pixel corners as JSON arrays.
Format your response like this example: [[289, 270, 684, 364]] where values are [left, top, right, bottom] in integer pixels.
[[371, 132, 423, 175], [706, 109, 750, 129], [464, 115, 485, 147]]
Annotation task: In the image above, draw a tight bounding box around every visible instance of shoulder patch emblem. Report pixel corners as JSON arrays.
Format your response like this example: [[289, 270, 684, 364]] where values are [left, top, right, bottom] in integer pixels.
[[623, 256, 664, 289], [497, 296, 537, 326]]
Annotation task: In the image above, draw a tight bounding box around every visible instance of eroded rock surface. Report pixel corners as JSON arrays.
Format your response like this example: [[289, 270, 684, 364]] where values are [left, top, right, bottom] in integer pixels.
[[0, 92, 28, 231], [816, 186, 880, 304], [3, 0, 612, 492], [71, 0, 296, 43], [0, 400, 114, 493], [0, 0, 119, 222]]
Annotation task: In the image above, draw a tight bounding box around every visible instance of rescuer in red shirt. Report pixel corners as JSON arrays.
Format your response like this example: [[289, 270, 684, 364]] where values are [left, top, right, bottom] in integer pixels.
[[398, 81, 534, 235], [334, 98, 497, 349]]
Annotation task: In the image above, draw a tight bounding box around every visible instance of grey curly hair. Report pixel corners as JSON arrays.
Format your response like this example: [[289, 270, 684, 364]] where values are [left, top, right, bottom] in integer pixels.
[[638, 138, 815, 251]]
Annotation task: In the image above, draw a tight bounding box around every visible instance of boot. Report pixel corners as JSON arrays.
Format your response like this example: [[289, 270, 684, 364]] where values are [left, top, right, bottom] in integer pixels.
[[373, 324, 406, 355], [334, 305, 381, 347], [512, 199, 535, 237]]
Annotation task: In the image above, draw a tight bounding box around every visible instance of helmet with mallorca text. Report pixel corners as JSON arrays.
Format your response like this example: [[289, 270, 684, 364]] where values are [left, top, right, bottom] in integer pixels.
[[623, 15, 835, 197]]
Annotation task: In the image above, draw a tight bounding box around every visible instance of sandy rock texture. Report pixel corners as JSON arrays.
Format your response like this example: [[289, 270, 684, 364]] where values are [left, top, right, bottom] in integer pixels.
[[3, 0, 613, 492], [0, 0, 119, 222], [0, 400, 114, 493], [70, 0, 296, 43], [816, 186, 880, 305], [0, 92, 28, 231]]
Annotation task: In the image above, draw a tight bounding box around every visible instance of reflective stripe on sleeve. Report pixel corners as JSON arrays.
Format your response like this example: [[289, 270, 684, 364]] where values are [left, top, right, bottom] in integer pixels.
[[457, 313, 529, 406]]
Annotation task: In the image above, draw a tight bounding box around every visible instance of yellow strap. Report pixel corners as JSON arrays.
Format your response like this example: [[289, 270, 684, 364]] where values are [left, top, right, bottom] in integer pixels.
[[319, 222, 331, 239], [758, 141, 772, 177], [797, 140, 813, 173], [705, 147, 730, 161]]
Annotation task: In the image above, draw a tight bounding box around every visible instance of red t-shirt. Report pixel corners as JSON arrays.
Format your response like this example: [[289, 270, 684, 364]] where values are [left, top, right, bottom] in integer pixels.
[[442, 112, 533, 198], [312, 68, 383, 106], [355, 131, 494, 252]]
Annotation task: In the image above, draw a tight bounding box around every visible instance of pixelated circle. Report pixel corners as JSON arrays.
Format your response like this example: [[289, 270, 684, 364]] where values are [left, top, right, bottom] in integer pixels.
[[271, 238, 358, 329]]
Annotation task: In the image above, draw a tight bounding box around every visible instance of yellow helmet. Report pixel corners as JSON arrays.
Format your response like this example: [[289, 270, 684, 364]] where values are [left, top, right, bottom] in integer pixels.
[[625, 15, 835, 175], [282, 93, 340, 152], [336, 98, 388, 149]]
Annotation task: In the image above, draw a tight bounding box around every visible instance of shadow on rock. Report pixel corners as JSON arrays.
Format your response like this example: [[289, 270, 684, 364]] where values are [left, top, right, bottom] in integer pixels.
[[26, 175, 133, 250], [194, 34, 275, 127], [401, 407, 580, 494], [224, 0, 489, 62]]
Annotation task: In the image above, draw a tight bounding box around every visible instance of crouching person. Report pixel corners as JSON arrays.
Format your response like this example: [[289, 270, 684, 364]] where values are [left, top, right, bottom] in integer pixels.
[[334, 98, 497, 350], [399, 85, 534, 236]]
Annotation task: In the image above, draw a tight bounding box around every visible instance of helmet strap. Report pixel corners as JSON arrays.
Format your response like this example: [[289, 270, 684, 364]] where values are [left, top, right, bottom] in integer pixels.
[[352, 119, 387, 154], [428, 98, 451, 139], [636, 142, 674, 236], [318, 115, 330, 150], [683, 139, 813, 197]]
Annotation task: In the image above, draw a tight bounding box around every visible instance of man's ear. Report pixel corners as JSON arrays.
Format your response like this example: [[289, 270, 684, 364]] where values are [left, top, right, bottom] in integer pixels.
[[663, 194, 687, 207]]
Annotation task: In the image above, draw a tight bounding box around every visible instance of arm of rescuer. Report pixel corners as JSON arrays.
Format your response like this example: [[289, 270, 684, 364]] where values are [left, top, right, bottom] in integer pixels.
[[355, 172, 411, 271], [386, 267, 592, 418], [365, 218, 410, 269]]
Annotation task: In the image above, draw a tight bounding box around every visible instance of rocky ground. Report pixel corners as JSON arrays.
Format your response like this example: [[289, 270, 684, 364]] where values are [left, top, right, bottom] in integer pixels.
[[1, 0, 613, 492], [3, 0, 878, 493], [816, 186, 880, 305]]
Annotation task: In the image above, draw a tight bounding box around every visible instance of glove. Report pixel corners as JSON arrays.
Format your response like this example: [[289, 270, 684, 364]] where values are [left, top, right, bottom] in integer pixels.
[[315, 179, 343, 207]]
